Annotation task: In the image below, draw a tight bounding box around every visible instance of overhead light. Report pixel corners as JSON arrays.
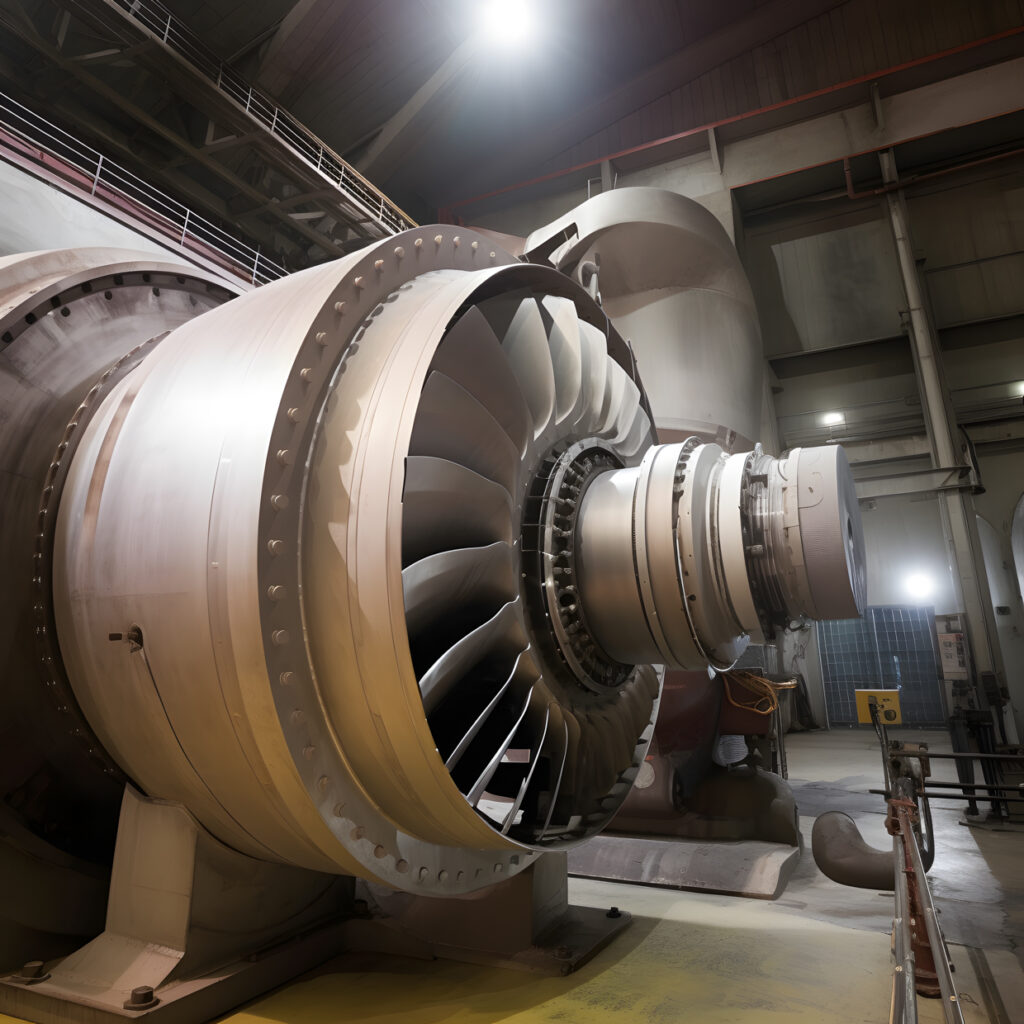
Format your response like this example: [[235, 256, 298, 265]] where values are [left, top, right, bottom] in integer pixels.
[[821, 411, 845, 426], [904, 572, 935, 601], [479, 0, 534, 46], [1014, 380, 1024, 398]]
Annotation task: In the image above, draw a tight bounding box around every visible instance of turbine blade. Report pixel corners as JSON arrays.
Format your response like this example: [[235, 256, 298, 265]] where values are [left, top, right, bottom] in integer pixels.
[[541, 295, 583, 426], [430, 304, 532, 456], [500, 702, 551, 834], [467, 685, 535, 806], [479, 293, 555, 439], [418, 599, 524, 714], [410, 371, 521, 494], [577, 320, 608, 433], [401, 456, 512, 567], [444, 647, 536, 772]]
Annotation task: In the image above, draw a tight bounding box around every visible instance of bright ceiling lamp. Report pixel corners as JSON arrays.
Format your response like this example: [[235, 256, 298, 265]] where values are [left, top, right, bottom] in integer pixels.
[[904, 572, 935, 601], [479, 0, 534, 46], [821, 411, 845, 426]]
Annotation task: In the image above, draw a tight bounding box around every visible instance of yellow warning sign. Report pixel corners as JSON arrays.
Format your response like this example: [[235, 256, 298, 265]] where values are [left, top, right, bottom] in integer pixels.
[[855, 689, 902, 725]]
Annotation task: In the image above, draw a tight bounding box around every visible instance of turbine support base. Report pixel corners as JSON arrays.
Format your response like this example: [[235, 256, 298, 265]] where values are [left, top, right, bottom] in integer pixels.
[[0, 797, 625, 1024]]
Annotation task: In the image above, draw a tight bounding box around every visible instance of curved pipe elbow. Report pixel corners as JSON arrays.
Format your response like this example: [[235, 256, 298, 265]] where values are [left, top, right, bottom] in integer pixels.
[[811, 811, 895, 891]]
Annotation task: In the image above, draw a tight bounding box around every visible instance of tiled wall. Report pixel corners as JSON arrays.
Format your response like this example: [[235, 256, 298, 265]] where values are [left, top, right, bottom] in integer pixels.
[[817, 606, 946, 726]]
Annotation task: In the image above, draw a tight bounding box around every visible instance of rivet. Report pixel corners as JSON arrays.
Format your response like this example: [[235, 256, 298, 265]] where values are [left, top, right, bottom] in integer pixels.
[[471, 240, 478, 251], [351, 825, 366, 840], [374, 259, 384, 271], [434, 234, 443, 246], [300, 367, 314, 382], [414, 238, 423, 249], [291, 709, 305, 725], [271, 493, 289, 510], [490, 251, 497, 260], [315, 331, 327, 345], [334, 301, 346, 314], [272, 629, 289, 646], [494, 863, 503, 873], [267, 539, 285, 555], [453, 236, 460, 247], [279, 671, 296, 685], [438, 869, 448, 881], [374, 844, 387, 859], [267, 585, 286, 601], [418, 866, 429, 881], [396, 858, 410, 873], [353, 276, 364, 289], [456, 870, 464, 881], [333, 802, 346, 817], [276, 449, 294, 466], [318, 775, 330, 792], [394, 246, 404, 258], [303, 744, 315, 760]]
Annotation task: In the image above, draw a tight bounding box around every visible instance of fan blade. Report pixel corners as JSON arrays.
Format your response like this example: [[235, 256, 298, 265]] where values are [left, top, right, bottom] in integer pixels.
[[480, 294, 555, 439], [577, 321, 608, 433], [540, 716, 570, 836], [410, 371, 521, 494], [401, 456, 513, 567], [540, 295, 583, 426], [403, 542, 518, 676], [430, 304, 532, 456], [608, 370, 642, 446], [402, 541, 517, 638], [598, 360, 627, 438], [418, 599, 524, 714], [466, 685, 535, 806], [618, 405, 652, 461], [444, 648, 538, 772], [500, 702, 551, 834]]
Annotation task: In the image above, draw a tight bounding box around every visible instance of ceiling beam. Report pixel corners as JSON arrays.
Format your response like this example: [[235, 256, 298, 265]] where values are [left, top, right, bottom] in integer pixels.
[[355, 37, 475, 182]]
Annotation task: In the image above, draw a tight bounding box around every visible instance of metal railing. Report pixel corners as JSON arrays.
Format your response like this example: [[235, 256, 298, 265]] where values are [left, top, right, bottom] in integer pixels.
[[96, 0, 415, 236], [0, 90, 286, 286]]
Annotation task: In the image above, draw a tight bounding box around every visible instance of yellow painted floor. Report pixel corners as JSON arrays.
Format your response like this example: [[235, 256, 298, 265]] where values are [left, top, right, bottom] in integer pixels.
[[225, 887, 892, 1024], [216, 875, 1002, 1024]]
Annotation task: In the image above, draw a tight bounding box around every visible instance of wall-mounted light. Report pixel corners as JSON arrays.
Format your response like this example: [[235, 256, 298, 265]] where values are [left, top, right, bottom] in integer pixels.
[[479, 0, 534, 46], [904, 572, 935, 601], [821, 411, 845, 426]]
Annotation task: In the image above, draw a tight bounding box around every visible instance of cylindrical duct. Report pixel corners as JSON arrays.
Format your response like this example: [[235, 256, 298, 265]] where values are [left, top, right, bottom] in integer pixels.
[[525, 188, 765, 448]]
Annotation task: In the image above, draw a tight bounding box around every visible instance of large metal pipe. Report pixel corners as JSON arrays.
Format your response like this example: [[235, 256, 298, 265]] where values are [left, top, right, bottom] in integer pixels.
[[525, 188, 765, 448]]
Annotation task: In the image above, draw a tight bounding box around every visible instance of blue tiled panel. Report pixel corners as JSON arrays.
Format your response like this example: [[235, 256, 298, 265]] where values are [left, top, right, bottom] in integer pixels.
[[817, 606, 945, 726]]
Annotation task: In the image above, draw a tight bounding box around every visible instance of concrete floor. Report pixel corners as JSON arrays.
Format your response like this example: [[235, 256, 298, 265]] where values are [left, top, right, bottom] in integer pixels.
[[217, 728, 1024, 1024], [1, 729, 1018, 1023]]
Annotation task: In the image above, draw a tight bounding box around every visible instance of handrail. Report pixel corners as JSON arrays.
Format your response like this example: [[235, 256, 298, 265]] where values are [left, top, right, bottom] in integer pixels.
[[92, 0, 416, 235], [0, 90, 286, 286]]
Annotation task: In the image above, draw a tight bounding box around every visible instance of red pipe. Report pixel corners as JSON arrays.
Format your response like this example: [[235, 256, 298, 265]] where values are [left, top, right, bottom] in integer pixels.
[[439, 24, 1024, 218]]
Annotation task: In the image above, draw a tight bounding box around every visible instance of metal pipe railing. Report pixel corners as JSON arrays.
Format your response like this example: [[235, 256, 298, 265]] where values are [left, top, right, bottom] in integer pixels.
[[95, 0, 415, 236], [895, 796, 965, 1024], [0, 90, 286, 286], [891, 827, 918, 1024]]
